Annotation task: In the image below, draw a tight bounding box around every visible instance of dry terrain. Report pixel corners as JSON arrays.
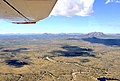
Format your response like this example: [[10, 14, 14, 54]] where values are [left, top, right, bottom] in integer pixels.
[[0, 33, 119, 81]]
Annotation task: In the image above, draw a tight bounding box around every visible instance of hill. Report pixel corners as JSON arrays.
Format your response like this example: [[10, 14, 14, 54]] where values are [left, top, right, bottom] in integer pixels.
[[86, 32, 105, 37]]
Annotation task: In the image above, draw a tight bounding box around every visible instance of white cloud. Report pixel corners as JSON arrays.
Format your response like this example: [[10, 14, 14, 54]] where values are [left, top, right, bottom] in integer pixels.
[[105, 0, 120, 4], [105, 0, 111, 4], [50, 0, 95, 17]]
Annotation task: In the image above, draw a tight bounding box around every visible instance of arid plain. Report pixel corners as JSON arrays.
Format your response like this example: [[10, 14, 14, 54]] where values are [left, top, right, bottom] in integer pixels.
[[0, 32, 119, 81]]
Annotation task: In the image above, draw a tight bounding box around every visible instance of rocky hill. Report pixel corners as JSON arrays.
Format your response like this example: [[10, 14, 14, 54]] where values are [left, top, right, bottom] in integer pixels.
[[86, 32, 105, 37]]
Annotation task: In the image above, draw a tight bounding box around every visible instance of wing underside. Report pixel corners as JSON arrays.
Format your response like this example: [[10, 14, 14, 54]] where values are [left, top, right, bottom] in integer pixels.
[[0, 0, 57, 24]]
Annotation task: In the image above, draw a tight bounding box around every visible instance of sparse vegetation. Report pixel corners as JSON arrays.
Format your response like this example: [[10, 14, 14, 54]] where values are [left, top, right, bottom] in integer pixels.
[[0, 33, 119, 81]]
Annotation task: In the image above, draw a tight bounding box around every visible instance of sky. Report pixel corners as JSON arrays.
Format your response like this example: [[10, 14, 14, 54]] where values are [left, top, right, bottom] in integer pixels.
[[0, 0, 120, 34]]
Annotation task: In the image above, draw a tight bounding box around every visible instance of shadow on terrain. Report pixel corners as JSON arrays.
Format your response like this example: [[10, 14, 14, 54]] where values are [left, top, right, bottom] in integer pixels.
[[50, 45, 96, 57], [82, 37, 120, 46], [1, 48, 28, 53], [97, 77, 120, 81], [80, 59, 90, 63], [66, 38, 79, 40], [5, 59, 28, 68]]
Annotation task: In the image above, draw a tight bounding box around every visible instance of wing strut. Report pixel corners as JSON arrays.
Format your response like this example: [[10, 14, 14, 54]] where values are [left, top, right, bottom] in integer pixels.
[[3, 0, 30, 21]]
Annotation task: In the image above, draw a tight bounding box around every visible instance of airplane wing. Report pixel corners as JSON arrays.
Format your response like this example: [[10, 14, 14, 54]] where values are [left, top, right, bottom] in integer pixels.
[[0, 0, 57, 24]]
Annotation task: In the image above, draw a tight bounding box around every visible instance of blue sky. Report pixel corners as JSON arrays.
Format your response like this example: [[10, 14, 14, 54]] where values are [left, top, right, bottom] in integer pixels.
[[0, 0, 120, 34]]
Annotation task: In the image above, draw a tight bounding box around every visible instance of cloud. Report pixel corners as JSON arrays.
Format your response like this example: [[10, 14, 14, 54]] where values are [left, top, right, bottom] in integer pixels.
[[105, 0, 120, 4], [50, 0, 95, 17]]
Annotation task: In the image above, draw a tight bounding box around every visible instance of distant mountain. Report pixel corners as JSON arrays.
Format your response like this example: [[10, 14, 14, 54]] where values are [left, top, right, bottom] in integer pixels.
[[66, 33, 84, 35], [86, 32, 106, 37]]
